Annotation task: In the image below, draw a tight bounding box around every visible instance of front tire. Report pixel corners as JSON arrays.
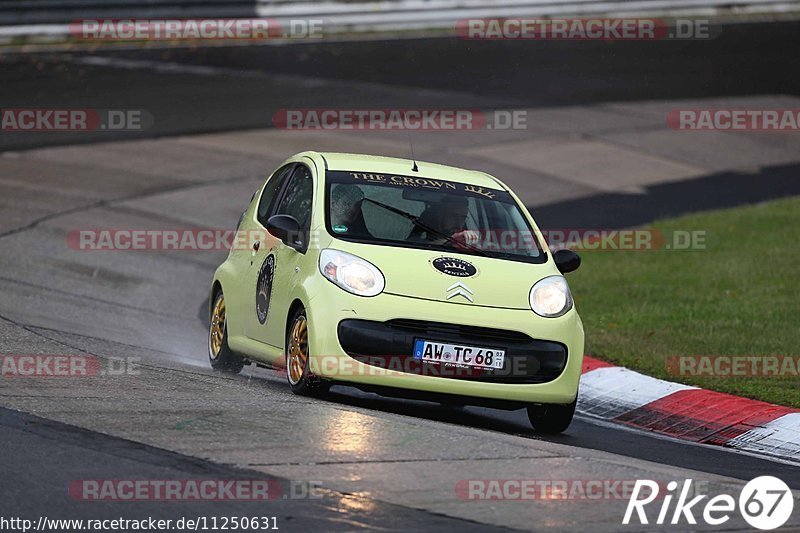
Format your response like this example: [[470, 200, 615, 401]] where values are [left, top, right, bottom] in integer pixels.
[[285, 307, 330, 397], [208, 290, 244, 373], [527, 400, 576, 434]]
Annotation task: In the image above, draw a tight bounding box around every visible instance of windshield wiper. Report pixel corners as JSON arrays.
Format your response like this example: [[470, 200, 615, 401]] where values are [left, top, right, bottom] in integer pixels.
[[362, 198, 489, 257]]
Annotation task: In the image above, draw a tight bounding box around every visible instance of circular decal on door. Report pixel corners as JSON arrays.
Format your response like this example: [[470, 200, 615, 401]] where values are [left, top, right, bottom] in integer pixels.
[[431, 256, 477, 277], [256, 254, 275, 325]]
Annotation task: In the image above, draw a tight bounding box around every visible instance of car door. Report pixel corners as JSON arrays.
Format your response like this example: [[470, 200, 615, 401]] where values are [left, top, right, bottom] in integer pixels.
[[246, 164, 315, 352], [242, 163, 294, 345]]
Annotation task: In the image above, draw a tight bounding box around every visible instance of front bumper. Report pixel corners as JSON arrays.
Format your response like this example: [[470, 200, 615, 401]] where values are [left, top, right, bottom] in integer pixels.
[[338, 319, 568, 384], [305, 290, 584, 405]]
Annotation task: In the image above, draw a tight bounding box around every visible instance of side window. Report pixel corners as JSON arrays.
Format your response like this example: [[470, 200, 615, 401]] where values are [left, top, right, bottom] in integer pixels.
[[274, 165, 314, 230], [257, 164, 294, 226]]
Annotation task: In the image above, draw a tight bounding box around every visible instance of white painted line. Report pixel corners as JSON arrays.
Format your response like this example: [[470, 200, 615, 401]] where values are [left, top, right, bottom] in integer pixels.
[[727, 413, 800, 460], [0, 24, 66, 37], [577, 366, 697, 419], [63, 55, 271, 79]]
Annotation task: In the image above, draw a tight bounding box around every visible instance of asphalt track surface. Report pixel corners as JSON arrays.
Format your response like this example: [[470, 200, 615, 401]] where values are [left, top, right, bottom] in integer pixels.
[[1, 408, 500, 531], [2, 20, 799, 152], [1, 21, 800, 531]]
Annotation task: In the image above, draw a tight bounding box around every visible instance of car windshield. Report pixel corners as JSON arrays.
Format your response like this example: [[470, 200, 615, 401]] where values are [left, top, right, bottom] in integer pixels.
[[325, 170, 545, 263]]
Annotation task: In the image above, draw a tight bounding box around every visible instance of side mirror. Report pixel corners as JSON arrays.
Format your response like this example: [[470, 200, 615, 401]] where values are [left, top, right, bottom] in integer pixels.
[[554, 249, 581, 274], [266, 214, 302, 248]]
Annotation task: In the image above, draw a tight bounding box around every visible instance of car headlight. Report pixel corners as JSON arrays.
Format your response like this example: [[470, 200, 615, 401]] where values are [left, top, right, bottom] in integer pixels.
[[319, 249, 385, 297], [529, 275, 573, 317]]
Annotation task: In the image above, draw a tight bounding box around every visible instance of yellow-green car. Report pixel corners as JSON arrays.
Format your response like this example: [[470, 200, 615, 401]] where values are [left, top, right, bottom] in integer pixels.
[[209, 152, 584, 432]]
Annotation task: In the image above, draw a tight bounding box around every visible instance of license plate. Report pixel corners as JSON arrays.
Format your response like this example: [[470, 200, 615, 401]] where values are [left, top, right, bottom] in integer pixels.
[[413, 339, 505, 369]]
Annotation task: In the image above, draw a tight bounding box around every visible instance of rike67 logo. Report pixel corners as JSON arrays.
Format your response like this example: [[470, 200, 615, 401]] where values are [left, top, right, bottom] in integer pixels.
[[624, 476, 794, 530]]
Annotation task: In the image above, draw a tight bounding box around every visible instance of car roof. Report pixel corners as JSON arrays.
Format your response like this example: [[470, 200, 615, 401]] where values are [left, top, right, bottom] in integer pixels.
[[315, 152, 506, 191]]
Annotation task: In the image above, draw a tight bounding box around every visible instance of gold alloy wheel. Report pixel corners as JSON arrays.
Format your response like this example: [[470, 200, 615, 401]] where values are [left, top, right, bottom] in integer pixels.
[[287, 315, 309, 385], [209, 295, 226, 358]]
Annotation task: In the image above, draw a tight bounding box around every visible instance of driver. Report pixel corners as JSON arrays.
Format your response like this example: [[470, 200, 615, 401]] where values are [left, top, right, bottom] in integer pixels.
[[413, 196, 481, 248]]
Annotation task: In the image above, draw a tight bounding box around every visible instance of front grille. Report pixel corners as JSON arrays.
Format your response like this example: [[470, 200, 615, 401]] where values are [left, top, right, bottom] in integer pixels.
[[386, 319, 532, 344]]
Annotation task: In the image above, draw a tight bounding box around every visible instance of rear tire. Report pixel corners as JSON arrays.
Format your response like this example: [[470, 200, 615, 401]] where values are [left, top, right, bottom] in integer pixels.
[[527, 399, 576, 434], [285, 307, 330, 397], [208, 290, 244, 373]]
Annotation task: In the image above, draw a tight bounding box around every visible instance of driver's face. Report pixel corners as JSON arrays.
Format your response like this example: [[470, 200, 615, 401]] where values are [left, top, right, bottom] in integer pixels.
[[437, 200, 468, 234]]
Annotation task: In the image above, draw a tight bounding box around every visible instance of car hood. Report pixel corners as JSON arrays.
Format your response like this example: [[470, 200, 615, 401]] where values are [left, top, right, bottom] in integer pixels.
[[341, 243, 559, 310]]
